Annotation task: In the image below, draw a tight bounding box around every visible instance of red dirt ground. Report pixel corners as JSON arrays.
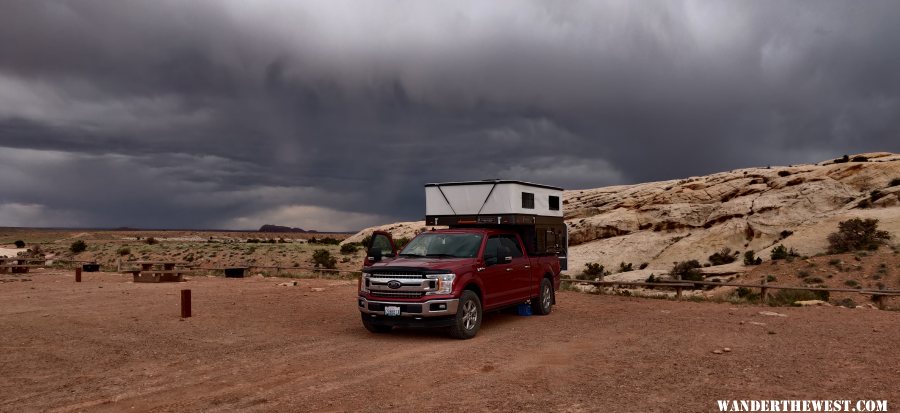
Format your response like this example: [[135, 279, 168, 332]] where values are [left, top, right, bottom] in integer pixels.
[[1, 271, 897, 412]]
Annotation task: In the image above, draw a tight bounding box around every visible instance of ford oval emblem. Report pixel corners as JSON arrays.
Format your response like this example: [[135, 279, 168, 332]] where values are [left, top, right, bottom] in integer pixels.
[[387, 280, 402, 289]]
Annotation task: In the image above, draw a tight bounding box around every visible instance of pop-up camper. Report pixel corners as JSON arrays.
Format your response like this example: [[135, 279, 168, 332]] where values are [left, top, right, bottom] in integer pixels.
[[424, 180, 568, 270]]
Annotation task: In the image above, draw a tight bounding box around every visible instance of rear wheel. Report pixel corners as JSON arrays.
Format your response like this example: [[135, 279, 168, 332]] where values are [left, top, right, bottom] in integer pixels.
[[361, 314, 392, 334], [531, 278, 553, 315], [449, 290, 482, 339]]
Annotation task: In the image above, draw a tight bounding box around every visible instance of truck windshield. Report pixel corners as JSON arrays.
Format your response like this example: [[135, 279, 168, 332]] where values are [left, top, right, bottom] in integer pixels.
[[399, 233, 484, 258]]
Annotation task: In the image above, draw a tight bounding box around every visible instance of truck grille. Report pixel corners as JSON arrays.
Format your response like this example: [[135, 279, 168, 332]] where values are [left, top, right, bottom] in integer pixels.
[[370, 291, 425, 298], [367, 272, 424, 279]]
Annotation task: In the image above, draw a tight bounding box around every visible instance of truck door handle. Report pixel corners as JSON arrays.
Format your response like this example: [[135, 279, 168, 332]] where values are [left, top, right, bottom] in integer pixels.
[[524, 265, 530, 269], [506, 268, 513, 272]]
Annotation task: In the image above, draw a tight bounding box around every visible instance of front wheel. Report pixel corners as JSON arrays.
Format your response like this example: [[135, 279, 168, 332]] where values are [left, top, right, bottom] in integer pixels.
[[449, 290, 482, 339], [531, 278, 553, 315], [361, 314, 392, 334]]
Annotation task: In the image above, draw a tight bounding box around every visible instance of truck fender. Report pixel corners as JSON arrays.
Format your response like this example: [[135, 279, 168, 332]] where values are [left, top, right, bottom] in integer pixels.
[[456, 272, 484, 302]]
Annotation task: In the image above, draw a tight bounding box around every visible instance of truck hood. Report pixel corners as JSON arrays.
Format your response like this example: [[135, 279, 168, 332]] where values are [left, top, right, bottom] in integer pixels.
[[366, 257, 474, 273]]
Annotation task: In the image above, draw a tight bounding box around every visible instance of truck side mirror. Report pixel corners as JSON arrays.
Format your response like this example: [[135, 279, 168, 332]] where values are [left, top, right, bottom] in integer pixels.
[[484, 254, 498, 266], [367, 248, 383, 262], [503, 256, 513, 263]]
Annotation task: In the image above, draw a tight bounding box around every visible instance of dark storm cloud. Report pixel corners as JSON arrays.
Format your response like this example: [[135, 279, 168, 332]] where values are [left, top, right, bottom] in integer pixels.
[[1, 1, 899, 230]]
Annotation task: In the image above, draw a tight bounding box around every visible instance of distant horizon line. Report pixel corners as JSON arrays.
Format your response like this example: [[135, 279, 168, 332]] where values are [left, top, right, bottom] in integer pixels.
[[0, 226, 358, 234]]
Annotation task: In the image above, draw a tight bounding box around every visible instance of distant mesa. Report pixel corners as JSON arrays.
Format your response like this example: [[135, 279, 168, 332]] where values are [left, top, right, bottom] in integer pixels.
[[258, 224, 317, 233]]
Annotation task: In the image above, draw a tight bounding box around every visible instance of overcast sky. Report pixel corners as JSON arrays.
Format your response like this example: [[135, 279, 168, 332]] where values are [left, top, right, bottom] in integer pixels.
[[1, 1, 899, 231]]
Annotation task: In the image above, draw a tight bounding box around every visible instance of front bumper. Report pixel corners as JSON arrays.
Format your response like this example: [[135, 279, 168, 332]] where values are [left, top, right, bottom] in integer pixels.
[[358, 296, 459, 317]]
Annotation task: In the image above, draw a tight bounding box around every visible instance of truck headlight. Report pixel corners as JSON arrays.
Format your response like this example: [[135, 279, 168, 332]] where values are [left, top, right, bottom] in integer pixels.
[[359, 272, 370, 293], [426, 273, 455, 295]]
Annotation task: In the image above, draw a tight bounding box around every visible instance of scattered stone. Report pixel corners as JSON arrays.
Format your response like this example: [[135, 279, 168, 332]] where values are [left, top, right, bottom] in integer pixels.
[[767, 330, 776, 335], [794, 300, 831, 307], [758, 311, 787, 317], [749, 321, 767, 326], [712, 349, 724, 354], [310, 287, 326, 292], [723, 347, 732, 352]]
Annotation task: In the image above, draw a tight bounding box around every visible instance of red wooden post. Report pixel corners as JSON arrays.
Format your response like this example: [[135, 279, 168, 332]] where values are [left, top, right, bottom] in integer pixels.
[[75, 267, 82, 282], [181, 289, 191, 318]]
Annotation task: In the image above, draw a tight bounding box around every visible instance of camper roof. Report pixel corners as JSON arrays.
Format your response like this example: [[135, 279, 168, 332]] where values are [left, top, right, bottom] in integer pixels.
[[425, 179, 563, 191]]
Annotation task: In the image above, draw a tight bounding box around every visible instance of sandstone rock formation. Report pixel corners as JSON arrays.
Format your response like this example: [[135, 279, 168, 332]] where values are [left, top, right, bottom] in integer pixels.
[[565, 152, 900, 275]]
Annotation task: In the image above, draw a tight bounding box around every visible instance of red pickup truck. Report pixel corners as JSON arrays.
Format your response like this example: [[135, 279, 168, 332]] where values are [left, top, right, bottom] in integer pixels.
[[357, 228, 562, 339]]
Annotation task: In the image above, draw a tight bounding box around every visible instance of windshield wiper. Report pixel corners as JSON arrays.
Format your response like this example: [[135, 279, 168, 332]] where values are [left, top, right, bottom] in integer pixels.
[[398, 253, 425, 257], [425, 253, 457, 258]]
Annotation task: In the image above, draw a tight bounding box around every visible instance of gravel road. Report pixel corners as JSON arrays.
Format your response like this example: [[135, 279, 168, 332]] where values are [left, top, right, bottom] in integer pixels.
[[1, 272, 897, 412]]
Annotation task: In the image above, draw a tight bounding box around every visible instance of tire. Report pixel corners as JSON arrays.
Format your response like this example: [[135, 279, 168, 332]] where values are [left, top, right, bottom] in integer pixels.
[[531, 278, 553, 315], [449, 290, 482, 339], [361, 314, 392, 334]]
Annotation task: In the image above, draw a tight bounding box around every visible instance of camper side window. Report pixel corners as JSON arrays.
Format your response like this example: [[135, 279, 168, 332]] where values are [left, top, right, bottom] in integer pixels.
[[522, 192, 535, 209], [549, 195, 560, 211]]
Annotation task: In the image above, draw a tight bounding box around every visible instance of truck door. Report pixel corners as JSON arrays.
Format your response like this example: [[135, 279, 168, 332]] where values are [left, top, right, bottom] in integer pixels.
[[480, 235, 530, 308], [498, 235, 532, 300]]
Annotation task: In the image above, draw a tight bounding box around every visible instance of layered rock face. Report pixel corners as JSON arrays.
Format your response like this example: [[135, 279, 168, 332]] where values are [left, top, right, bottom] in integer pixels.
[[345, 153, 900, 275], [565, 153, 900, 274]]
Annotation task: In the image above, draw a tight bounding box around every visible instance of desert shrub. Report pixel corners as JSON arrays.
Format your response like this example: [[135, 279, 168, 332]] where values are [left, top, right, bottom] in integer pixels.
[[14, 240, 25, 248], [769, 289, 829, 306], [708, 247, 736, 266], [766, 275, 777, 282], [828, 258, 841, 266], [117, 246, 131, 256], [777, 170, 791, 177], [770, 244, 798, 260], [340, 243, 360, 255], [889, 178, 900, 187], [70, 240, 87, 254], [743, 250, 761, 266], [834, 154, 850, 164], [851, 155, 868, 162], [827, 218, 891, 254], [309, 237, 340, 245], [805, 277, 824, 283], [394, 237, 411, 250], [844, 279, 859, 288], [618, 262, 633, 272], [639, 262, 648, 270], [360, 235, 372, 248], [246, 238, 260, 243], [780, 230, 794, 239], [671, 260, 703, 281], [734, 287, 761, 301], [870, 190, 885, 203], [838, 298, 856, 308], [312, 249, 337, 269], [341, 257, 351, 263], [145, 237, 158, 245], [579, 262, 606, 280]]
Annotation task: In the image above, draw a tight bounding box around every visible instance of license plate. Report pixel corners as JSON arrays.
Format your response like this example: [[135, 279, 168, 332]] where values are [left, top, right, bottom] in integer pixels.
[[384, 306, 401, 316]]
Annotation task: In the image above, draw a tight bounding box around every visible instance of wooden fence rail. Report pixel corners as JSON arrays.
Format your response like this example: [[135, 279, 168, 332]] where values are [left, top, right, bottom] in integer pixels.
[[561, 277, 900, 309]]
